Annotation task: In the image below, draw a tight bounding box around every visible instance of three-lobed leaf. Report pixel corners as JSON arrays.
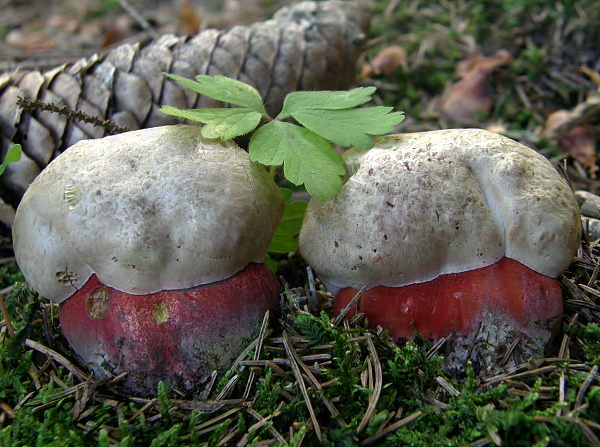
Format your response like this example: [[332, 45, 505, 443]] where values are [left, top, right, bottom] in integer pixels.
[[249, 122, 345, 201], [0, 144, 22, 176], [164, 73, 267, 115], [160, 73, 405, 202], [278, 87, 376, 118], [160, 106, 261, 140], [291, 107, 405, 149]]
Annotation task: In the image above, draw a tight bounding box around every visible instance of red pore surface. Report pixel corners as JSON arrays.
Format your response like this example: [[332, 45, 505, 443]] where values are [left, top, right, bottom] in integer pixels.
[[59, 263, 280, 394], [335, 257, 562, 341]]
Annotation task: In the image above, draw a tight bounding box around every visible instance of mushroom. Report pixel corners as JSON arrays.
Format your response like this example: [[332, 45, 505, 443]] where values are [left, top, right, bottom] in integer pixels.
[[299, 129, 581, 372], [13, 125, 284, 393]]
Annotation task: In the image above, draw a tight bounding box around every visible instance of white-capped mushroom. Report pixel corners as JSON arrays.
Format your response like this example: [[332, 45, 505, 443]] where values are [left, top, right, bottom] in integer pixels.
[[299, 129, 581, 370], [13, 125, 285, 393]]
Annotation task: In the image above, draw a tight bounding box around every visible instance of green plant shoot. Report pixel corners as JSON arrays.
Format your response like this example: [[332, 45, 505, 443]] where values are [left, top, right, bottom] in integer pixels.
[[0, 144, 22, 176], [268, 189, 308, 254], [160, 74, 404, 201]]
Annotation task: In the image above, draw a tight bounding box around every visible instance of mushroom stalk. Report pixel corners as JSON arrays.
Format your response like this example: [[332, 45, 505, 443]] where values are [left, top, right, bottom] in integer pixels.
[[336, 257, 562, 341], [60, 263, 279, 391]]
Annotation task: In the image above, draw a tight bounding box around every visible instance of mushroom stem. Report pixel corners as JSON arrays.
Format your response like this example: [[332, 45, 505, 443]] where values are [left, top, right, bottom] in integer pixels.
[[334, 257, 562, 341], [59, 263, 280, 393]]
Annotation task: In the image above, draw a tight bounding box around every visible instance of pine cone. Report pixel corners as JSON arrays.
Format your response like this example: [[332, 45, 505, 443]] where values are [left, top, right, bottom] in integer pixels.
[[0, 0, 370, 226]]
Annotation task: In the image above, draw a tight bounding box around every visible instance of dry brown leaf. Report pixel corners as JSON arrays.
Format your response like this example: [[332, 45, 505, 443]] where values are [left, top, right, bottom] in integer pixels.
[[559, 126, 598, 179], [440, 67, 494, 121], [543, 110, 572, 135], [5, 28, 55, 53], [180, 0, 201, 36], [362, 45, 407, 77], [546, 110, 598, 178], [455, 55, 483, 78], [455, 50, 512, 78], [540, 95, 600, 140], [440, 50, 513, 122], [99, 19, 130, 49]]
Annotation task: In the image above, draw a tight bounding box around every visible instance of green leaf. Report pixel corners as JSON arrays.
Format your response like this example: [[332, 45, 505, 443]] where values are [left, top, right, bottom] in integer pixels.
[[264, 254, 278, 273], [278, 87, 376, 118], [291, 107, 405, 148], [160, 106, 261, 140], [160, 72, 406, 202], [0, 144, 22, 176], [269, 198, 308, 253], [249, 121, 345, 201], [278, 188, 293, 202], [163, 73, 267, 115]]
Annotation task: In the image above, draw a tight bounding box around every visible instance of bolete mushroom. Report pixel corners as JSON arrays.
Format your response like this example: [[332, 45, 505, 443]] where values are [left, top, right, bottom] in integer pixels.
[[299, 129, 581, 372], [13, 125, 284, 393]]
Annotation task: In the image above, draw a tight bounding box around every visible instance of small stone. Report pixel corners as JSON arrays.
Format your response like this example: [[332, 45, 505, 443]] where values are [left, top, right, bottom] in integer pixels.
[[582, 216, 600, 241], [575, 190, 600, 218]]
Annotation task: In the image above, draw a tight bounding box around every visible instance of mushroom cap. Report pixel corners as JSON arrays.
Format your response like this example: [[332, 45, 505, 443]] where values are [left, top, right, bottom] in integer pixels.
[[299, 129, 581, 293], [13, 125, 285, 303]]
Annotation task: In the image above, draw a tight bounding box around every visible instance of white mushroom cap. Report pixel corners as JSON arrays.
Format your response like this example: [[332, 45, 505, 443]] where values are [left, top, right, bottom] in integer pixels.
[[299, 129, 581, 293], [13, 125, 284, 303]]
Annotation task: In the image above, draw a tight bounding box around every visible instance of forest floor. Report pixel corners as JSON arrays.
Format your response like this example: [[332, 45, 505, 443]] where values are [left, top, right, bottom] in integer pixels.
[[1, 1, 600, 446]]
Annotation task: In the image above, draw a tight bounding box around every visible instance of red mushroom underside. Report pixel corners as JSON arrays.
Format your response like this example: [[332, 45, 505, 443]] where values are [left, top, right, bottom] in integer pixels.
[[59, 263, 280, 393], [335, 257, 563, 341]]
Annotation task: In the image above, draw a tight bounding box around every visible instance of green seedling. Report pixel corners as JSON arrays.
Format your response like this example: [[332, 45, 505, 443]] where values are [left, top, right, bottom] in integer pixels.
[[160, 74, 404, 201]]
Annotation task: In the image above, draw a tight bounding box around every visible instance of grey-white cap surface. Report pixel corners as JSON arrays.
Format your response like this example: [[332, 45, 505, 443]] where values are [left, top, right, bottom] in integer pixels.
[[299, 129, 581, 293], [14, 125, 284, 303]]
